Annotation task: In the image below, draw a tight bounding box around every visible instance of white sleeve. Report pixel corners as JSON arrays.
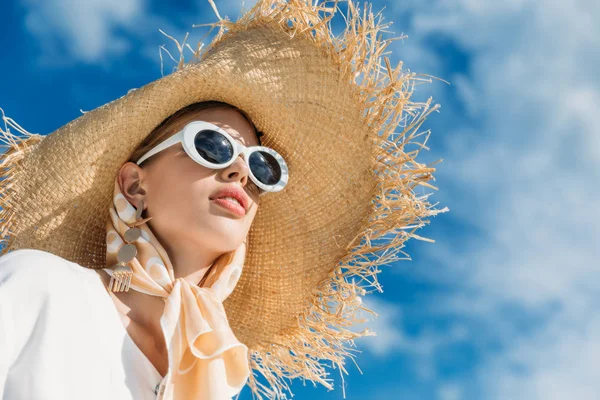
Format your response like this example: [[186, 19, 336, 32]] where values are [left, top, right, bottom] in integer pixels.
[[0, 249, 57, 395]]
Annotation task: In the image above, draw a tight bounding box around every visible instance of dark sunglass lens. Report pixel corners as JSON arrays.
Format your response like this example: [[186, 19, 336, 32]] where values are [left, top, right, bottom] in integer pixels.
[[194, 130, 234, 164], [249, 151, 281, 185]]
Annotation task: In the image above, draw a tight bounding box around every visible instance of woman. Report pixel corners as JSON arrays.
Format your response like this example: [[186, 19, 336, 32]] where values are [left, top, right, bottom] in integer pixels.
[[0, 100, 273, 399], [96, 101, 265, 379], [0, 0, 446, 399]]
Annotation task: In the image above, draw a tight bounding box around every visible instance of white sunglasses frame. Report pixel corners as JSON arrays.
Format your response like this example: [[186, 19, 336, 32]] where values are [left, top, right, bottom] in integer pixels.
[[135, 121, 289, 193]]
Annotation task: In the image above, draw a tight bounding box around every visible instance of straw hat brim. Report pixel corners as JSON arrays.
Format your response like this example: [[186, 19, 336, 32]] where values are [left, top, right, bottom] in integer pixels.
[[0, 1, 448, 398]]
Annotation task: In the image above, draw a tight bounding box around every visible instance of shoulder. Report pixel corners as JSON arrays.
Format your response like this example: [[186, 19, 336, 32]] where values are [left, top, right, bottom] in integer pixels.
[[0, 248, 73, 269], [0, 248, 97, 291], [0, 249, 107, 368]]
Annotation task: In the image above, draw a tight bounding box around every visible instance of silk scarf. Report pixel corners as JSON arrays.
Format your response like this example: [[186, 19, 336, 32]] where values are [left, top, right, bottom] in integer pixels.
[[103, 178, 250, 399]]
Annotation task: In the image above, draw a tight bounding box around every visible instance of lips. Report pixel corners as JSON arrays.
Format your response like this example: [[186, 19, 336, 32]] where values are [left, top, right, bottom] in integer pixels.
[[209, 186, 249, 215]]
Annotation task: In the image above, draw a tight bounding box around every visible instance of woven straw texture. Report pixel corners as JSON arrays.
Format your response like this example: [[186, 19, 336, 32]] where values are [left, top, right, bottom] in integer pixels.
[[0, 0, 449, 398]]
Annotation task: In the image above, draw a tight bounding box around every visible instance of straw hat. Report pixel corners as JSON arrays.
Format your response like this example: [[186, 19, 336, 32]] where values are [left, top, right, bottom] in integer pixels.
[[0, 0, 448, 398]]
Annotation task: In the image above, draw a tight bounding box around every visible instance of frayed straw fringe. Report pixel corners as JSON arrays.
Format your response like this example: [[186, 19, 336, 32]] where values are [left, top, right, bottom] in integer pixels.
[[0, 108, 44, 247], [155, 1, 449, 399], [0, 0, 450, 398]]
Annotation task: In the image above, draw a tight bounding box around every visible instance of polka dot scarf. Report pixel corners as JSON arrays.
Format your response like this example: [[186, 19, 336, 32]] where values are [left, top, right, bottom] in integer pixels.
[[104, 178, 250, 399]]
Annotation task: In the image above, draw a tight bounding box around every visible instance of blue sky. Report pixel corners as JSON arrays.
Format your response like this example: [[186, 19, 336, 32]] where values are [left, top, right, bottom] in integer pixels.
[[1, 0, 599, 399]]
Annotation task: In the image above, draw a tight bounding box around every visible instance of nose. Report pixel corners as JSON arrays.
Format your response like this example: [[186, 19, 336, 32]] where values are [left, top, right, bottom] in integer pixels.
[[220, 154, 250, 187]]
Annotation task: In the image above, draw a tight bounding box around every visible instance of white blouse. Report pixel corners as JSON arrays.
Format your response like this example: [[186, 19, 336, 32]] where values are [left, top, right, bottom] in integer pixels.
[[0, 248, 166, 399]]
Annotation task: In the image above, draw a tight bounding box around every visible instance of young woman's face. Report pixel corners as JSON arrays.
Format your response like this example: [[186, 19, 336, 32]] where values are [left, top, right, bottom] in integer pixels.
[[120, 107, 261, 256]]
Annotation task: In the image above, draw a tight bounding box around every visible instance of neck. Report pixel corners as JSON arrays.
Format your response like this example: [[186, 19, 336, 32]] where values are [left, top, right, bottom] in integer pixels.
[[147, 220, 221, 285], [93, 269, 163, 347], [97, 248, 220, 338], [170, 250, 217, 283], [162, 238, 220, 284]]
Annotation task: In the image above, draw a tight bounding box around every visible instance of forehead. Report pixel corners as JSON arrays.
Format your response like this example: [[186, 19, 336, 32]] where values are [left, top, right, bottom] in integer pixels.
[[174, 107, 259, 147]]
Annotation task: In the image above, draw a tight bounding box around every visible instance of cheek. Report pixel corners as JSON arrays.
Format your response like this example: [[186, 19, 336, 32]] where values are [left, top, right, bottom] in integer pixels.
[[148, 167, 213, 224]]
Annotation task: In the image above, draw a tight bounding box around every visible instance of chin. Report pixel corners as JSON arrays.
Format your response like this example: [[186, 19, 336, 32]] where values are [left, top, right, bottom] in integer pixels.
[[203, 224, 245, 249]]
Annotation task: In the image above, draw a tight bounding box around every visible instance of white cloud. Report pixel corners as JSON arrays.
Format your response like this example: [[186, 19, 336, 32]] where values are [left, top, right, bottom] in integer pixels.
[[437, 382, 463, 400], [481, 312, 600, 400], [354, 296, 406, 357], [412, 0, 600, 309], [381, 0, 600, 398], [22, 0, 144, 65], [211, 0, 258, 20], [19, 0, 261, 67], [356, 297, 469, 381]]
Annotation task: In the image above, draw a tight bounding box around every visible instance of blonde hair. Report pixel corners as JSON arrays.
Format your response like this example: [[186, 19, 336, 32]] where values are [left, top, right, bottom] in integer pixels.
[[127, 100, 263, 167]]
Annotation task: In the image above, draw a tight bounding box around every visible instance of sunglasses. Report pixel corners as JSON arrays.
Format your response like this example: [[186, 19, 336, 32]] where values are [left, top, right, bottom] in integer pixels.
[[136, 121, 289, 193]]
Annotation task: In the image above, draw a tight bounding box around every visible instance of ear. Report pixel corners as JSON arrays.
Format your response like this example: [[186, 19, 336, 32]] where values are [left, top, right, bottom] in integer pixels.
[[118, 162, 148, 211]]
